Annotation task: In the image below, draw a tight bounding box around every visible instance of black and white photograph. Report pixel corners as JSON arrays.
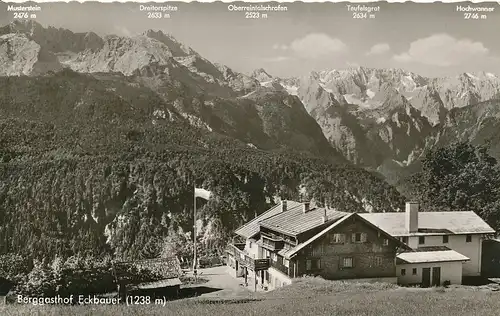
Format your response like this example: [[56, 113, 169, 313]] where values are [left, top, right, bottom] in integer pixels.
[[1, 1, 500, 315]]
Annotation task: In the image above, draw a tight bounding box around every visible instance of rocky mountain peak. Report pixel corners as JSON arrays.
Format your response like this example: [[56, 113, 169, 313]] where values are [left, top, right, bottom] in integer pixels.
[[251, 68, 273, 82], [142, 29, 195, 57]]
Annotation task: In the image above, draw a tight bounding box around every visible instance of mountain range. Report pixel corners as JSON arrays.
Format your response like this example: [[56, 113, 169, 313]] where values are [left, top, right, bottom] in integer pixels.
[[3, 20, 500, 187], [252, 67, 500, 182]]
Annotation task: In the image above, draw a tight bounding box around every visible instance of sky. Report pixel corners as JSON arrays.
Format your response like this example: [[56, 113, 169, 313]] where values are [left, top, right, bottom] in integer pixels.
[[1, 1, 500, 78]]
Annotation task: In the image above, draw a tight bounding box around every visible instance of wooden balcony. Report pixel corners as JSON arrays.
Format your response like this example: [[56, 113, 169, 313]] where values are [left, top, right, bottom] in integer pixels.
[[225, 244, 270, 271], [261, 236, 284, 251]]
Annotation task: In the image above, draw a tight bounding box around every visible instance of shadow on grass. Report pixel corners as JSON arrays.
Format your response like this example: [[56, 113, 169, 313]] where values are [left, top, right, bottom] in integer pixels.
[[0, 277, 13, 296], [462, 276, 490, 286]]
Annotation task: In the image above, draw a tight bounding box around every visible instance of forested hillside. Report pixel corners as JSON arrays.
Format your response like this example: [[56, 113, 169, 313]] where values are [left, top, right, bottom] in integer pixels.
[[0, 70, 405, 264], [399, 142, 500, 231]]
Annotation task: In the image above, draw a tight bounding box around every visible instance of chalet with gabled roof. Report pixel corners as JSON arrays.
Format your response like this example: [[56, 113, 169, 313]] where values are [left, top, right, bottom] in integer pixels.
[[226, 200, 409, 290], [226, 200, 496, 290]]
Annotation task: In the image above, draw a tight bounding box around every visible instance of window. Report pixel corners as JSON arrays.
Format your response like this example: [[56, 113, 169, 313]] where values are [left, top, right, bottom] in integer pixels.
[[418, 236, 425, 245], [306, 259, 321, 271], [284, 258, 289, 268], [263, 249, 270, 258], [412, 268, 417, 275], [271, 253, 277, 262], [383, 238, 389, 246], [330, 233, 345, 244], [402, 236, 409, 244], [249, 242, 253, 248], [352, 232, 367, 243], [373, 256, 383, 266], [443, 235, 449, 244], [401, 269, 406, 276], [312, 243, 324, 256], [466, 235, 472, 243], [342, 257, 354, 268]]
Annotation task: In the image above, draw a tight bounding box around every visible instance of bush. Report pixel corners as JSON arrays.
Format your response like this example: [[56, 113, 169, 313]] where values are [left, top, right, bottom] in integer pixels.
[[10, 255, 166, 298], [0, 254, 34, 283]]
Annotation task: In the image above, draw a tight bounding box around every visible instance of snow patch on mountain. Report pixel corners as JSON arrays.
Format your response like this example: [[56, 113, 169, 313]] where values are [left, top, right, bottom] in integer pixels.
[[179, 112, 213, 132], [283, 84, 298, 96], [366, 89, 376, 98]]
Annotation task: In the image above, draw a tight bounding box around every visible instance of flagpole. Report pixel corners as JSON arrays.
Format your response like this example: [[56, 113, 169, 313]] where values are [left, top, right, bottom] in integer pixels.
[[193, 184, 197, 280]]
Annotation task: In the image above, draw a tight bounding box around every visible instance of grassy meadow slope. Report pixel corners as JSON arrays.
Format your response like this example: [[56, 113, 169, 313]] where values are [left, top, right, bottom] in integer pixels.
[[1, 278, 499, 315]]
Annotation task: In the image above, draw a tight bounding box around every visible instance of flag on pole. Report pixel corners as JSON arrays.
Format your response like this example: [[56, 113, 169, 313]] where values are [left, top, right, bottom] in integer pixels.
[[194, 187, 212, 200], [193, 187, 211, 275]]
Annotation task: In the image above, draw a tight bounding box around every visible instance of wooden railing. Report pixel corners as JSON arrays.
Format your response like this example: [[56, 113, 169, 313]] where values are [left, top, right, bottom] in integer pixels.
[[261, 236, 284, 251], [226, 244, 270, 271]]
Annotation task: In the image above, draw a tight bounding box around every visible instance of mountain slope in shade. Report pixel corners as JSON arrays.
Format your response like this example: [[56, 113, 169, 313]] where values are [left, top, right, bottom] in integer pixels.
[[438, 99, 500, 158]]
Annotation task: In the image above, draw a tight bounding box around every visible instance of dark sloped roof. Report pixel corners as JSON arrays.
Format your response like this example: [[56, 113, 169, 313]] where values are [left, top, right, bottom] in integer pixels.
[[116, 257, 183, 279], [234, 201, 302, 238], [259, 203, 349, 236]]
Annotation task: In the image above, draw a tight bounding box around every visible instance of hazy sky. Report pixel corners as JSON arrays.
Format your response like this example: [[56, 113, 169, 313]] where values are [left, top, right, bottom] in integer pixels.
[[1, 2, 500, 77]]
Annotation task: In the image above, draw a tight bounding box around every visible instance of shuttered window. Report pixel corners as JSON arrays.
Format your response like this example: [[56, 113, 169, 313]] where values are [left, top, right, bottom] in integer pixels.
[[352, 232, 367, 243], [312, 243, 324, 256], [330, 233, 345, 244], [373, 256, 383, 266], [306, 259, 321, 271], [342, 257, 353, 268]]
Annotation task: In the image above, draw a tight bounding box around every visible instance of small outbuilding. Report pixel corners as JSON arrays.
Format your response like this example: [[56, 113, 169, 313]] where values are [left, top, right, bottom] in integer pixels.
[[396, 247, 469, 287]]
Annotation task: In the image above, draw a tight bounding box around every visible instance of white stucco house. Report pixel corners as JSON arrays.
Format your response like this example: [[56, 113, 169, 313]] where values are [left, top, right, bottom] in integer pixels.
[[361, 202, 496, 285], [395, 248, 469, 286]]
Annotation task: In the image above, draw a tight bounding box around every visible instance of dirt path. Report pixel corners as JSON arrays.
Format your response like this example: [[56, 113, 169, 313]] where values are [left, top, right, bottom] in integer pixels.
[[185, 266, 252, 299]]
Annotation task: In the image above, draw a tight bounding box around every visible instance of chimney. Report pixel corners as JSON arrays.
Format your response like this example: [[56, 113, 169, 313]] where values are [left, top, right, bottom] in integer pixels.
[[281, 200, 287, 212], [405, 201, 419, 233], [322, 207, 328, 223], [302, 201, 310, 213]]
